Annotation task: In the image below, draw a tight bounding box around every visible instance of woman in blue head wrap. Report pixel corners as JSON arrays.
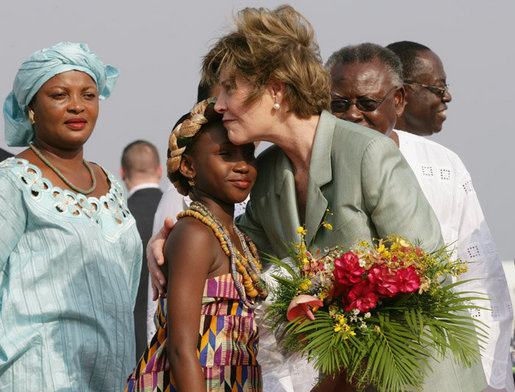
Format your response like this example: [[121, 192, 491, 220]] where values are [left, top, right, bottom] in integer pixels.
[[0, 42, 142, 391]]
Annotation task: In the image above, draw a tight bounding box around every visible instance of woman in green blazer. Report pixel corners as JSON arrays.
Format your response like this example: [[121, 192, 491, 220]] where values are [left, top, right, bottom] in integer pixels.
[[200, 6, 443, 257], [150, 5, 486, 392]]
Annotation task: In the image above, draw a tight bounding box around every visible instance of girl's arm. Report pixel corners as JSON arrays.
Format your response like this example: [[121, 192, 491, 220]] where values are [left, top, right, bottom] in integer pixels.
[[165, 219, 216, 392]]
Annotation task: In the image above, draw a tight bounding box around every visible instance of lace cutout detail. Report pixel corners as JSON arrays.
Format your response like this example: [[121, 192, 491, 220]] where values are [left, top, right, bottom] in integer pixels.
[[421, 165, 434, 177], [18, 163, 53, 202], [469, 307, 481, 318], [5, 158, 131, 227], [439, 168, 451, 181]]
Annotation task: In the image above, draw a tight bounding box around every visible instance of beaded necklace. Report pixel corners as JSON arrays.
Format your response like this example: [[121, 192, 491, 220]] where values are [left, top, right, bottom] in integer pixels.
[[29, 142, 96, 195], [177, 201, 267, 308]]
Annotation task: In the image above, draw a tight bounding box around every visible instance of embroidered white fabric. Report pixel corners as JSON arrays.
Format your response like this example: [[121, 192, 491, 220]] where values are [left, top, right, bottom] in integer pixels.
[[397, 130, 514, 390], [256, 262, 319, 392]]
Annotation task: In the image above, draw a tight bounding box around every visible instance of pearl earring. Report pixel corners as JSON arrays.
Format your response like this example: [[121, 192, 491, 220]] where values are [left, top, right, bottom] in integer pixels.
[[273, 103, 280, 110]]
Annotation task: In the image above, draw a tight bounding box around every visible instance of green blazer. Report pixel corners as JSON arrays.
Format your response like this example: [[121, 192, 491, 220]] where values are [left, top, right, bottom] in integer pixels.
[[238, 111, 486, 391], [238, 110, 444, 258]]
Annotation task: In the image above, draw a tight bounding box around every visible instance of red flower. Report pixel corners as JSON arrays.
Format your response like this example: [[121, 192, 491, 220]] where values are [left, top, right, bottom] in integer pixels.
[[396, 266, 421, 293], [334, 252, 365, 286], [344, 281, 379, 312], [368, 265, 400, 298]]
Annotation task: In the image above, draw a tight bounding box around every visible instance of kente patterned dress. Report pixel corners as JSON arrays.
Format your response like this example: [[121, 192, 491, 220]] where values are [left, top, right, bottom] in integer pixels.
[[126, 273, 261, 392], [0, 158, 142, 391]]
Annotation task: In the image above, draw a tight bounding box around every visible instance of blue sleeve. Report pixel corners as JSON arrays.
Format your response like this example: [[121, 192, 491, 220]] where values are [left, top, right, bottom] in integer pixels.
[[0, 170, 26, 274]]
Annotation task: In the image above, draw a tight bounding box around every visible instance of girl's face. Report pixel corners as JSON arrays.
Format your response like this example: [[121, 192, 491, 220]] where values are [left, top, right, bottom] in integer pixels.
[[185, 122, 257, 205], [30, 70, 99, 150], [214, 66, 276, 145]]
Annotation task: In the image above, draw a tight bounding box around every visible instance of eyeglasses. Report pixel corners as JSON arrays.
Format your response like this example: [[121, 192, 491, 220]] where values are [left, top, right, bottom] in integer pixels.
[[330, 87, 397, 113], [404, 81, 449, 98]]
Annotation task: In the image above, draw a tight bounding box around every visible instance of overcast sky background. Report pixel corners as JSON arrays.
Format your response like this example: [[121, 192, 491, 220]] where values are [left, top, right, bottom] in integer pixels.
[[1, 0, 513, 260]]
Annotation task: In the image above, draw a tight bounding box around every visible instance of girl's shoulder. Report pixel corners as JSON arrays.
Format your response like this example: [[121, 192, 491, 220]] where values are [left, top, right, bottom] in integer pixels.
[[167, 216, 219, 252], [163, 215, 225, 278]]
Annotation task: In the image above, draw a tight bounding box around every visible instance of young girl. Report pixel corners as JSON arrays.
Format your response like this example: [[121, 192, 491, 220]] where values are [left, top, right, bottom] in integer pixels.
[[126, 98, 267, 392]]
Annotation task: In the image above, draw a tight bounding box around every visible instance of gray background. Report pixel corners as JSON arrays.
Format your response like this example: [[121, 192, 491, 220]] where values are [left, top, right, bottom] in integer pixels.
[[1, 0, 513, 260]]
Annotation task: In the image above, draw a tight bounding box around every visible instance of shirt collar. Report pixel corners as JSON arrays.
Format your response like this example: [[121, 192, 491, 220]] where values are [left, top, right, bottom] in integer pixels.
[[128, 182, 160, 198]]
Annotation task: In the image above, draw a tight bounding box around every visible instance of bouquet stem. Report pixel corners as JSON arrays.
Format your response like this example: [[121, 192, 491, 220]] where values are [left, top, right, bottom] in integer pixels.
[[313, 371, 361, 392]]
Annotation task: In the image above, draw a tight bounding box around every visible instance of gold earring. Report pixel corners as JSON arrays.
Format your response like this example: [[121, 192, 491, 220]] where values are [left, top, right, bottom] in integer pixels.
[[28, 109, 35, 125], [188, 177, 195, 187]]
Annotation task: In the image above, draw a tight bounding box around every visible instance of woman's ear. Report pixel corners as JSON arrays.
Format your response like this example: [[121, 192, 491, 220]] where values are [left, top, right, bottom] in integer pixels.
[[179, 154, 196, 180], [267, 78, 286, 106]]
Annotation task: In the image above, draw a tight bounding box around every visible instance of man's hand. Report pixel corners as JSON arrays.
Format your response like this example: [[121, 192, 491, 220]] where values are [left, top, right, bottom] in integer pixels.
[[147, 217, 175, 300]]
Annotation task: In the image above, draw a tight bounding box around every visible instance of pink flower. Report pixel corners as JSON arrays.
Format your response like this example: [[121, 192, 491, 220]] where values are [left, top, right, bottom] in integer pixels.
[[287, 295, 324, 322], [344, 281, 379, 313], [334, 251, 365, 286], [396, 266, 421, 293]]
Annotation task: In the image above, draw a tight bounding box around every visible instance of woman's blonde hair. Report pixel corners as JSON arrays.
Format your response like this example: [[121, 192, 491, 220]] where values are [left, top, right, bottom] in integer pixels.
[[202, 5, 331, 118]]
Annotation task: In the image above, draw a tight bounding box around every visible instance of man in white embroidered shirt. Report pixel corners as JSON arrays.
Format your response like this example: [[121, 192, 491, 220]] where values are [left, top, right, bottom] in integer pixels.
[[326, 41, 513, 392]]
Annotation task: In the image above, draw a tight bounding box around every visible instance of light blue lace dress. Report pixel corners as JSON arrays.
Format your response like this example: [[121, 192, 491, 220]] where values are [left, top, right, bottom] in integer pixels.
[[0, 158, 142, 391]]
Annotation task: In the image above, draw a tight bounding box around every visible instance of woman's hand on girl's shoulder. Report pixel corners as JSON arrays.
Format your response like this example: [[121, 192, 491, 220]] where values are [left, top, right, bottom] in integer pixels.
[[147, 217, 175, 299]]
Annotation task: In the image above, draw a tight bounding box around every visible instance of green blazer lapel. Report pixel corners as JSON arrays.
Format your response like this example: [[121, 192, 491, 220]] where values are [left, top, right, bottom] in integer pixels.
[[305, 111, 334, 245], [274, 149, 302, 244]]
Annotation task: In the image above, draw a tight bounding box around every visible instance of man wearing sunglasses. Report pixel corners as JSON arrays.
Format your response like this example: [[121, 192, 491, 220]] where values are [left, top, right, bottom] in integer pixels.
[[326, 41, 513, 392], [326, 42, 405, 142], [387, 41, 514, 392]]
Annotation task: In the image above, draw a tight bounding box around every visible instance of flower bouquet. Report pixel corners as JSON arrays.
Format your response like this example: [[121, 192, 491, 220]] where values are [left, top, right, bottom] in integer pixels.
[[266, 230, 486, 392]]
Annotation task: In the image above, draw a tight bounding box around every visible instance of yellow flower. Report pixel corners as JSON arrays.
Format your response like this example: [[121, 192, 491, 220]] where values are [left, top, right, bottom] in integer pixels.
[[297, 226, 307, 235], [399, 238, 410, 247], [299, 280, 311, 291], [334, 324, 342, 332], [374, 325, 381, 334], [322, 222, 333, 230]]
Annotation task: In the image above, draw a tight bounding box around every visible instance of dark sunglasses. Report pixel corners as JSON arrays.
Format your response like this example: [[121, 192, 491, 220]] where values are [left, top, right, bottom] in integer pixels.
[[404, 81, 449, 99], [330, 87, 397, 113]]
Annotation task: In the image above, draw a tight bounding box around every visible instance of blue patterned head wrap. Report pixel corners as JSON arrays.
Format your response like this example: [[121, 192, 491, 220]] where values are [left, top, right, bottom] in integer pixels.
[[3, 41, 119, 147]]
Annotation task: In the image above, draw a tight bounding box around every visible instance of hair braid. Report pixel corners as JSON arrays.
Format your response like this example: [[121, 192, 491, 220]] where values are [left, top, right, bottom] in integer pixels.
[[166, 97, 217, 195]]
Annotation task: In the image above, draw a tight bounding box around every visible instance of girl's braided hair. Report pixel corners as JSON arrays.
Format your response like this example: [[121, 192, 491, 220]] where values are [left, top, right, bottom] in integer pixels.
[[166, 97, 220, 195]]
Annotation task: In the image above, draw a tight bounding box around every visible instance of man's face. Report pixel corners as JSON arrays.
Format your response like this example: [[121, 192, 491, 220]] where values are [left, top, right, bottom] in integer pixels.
[[402, 50, 452, 136], [329, 59, 405, 137]]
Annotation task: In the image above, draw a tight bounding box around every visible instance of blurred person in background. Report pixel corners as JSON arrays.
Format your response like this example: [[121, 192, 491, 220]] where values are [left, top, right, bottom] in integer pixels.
[[121, 140, 162, 361]]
